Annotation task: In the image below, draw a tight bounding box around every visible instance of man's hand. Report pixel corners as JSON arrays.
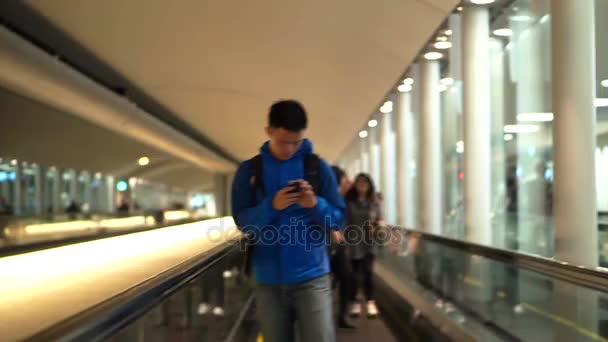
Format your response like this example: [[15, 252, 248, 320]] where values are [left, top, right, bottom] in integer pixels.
[[272, 186, 302, 210], [297, 180, 318, 208]]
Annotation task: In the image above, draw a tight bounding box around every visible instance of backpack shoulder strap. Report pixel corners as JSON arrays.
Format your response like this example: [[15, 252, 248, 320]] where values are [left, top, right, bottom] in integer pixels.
[[249, 154, 265, 199], [304, 153, 321, 194]]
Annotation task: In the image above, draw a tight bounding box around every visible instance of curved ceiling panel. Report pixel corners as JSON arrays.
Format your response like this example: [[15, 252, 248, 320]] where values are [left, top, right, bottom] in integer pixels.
[[26, 0, 458, 161], [0, 87, 215, 191]]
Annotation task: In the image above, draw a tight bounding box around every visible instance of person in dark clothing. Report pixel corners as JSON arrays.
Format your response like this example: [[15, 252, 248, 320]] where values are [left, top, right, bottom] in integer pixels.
[[65, 200, 81, 220], [330, 166, 356, 329], [344, 173, 383, 318], [117, 199, 130, 216]]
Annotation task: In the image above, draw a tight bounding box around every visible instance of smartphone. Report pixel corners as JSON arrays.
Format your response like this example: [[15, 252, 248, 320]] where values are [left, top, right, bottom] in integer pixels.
[[287, 180, 301, 194]]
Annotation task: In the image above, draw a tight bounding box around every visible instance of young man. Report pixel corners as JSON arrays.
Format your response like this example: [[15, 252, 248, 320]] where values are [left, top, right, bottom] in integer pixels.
[[231, 100, 345, 342]]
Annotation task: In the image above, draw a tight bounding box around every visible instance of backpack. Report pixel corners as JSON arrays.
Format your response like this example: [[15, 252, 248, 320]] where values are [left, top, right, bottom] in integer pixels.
[[241, 153, 321, 277]]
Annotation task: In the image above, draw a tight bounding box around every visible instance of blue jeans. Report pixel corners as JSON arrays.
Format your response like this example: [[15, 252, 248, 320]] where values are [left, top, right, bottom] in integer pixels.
[[255, 275, 335, 342]]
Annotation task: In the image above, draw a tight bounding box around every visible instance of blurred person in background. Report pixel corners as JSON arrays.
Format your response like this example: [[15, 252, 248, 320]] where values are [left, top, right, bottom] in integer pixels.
[[330, 166, 356, 329], [344, 173, 384, 318]]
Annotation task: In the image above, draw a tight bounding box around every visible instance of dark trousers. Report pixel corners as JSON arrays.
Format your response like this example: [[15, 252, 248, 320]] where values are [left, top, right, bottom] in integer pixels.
[[351, 254, 375, 301], [331, 244, 354, 318]]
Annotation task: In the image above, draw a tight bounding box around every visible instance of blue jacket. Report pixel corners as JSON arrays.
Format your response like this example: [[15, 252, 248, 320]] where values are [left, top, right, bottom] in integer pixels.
[[231, 139, 345, 285]]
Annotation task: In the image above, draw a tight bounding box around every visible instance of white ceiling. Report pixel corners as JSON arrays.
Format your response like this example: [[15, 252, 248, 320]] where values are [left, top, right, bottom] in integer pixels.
[[26, 0, 457, 162]]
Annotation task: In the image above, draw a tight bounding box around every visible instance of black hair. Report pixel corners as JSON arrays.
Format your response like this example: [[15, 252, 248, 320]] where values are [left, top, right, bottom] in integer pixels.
[[345, 173, 376, 203], [331, 166, 346, 184], [268, 100, 308, 132]]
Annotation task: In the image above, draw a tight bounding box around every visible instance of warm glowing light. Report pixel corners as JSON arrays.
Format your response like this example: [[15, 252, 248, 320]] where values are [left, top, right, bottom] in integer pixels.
[[138, 156, 150, 166]]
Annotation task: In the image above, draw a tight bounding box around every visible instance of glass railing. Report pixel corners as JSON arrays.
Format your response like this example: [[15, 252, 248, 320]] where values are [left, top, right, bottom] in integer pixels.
[[108, 246, 255, 342], [377, 227, 608, 341], [445, 210, 608, 266], [22, 239, 255, 341]]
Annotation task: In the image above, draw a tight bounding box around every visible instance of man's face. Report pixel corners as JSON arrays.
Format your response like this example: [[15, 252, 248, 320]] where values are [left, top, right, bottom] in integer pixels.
[[266, 127, 304, 161]]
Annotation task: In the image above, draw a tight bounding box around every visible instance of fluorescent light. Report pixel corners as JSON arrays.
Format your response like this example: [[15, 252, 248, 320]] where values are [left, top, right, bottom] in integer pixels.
[[493, 28, 513, 37], [440, 77, 454, 86], [434, 41, 452, 49], [438, 84, 448, 92], [456, 141, 464, 154], [596, 98, 608, 107], [424, 52, 443, 60], [24, 220, 98, 235], [517, 112, 554, 122], [601, 80, 608, 88], [138, 156, 150, 166], [359, 130, 368, 138], [511, 15, 532, 22], [381, 101, 393, 114], [100, 216, 153, 229], [436, 36, 448, 42], [398, 84, 413, 93], [403, 78, 414, 85], [504, 124, 540, 134], [445, 29, 453, 36], [471, 0, 495, 4], [540, 15, 550, 24], [368, 119, 378, 128], [165, 210, 192, 222], [504, 134, 514, 141]]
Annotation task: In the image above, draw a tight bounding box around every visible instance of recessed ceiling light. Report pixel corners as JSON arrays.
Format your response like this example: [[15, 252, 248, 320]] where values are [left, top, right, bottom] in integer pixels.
[[471, 0, 495, 4], [457, 6, 463, 11], [493, 28, 513, 37], [596, 98, 608, 108], [380, 101, 393, 113], [398, 84, 413, 93], [511, 15, 532, 22], [504, 124, 540, 134], [436, 36, 448, 42], [445, 29, 453, 36], [434, 41, 453, 49], [440, 77, 454, 86], [359, 130, 368, 138], [403, 78, 414, 85], [138, 156, 150, 166], [368, 119, 378, 128], [438, 84, 448, 92], [504, 134, 514, 141], [540, 15, 550, 24], [456, 141, 464, 154], [601, 79, 608, 88], [424, 52, 443, 60]]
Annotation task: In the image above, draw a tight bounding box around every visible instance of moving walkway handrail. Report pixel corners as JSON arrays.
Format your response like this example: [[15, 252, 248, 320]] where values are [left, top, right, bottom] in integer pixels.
[[395, 226, 608, 292], [23, 237, 243, 342]]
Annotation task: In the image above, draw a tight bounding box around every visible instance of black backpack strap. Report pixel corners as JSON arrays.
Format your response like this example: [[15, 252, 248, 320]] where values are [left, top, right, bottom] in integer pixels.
[[243, 154, 264, 279], [304, 153, 321, 194], [249, 154, 265, 199]]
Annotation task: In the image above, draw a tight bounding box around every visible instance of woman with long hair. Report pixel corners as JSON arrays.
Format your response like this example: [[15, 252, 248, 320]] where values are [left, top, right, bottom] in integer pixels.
[[344, 173, 383, 318]]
